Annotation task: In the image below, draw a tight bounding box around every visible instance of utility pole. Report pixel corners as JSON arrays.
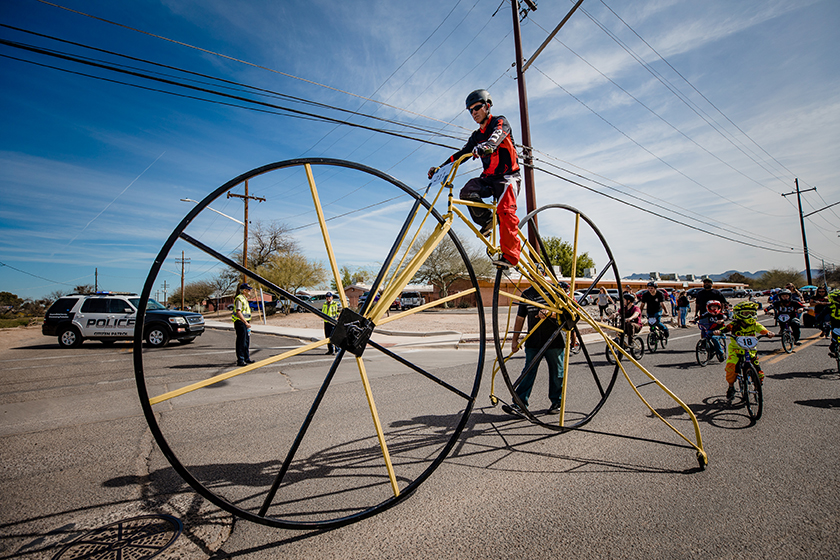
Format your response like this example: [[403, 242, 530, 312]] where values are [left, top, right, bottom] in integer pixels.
[[782, 178, 816, 285], [173, 252, 190, 310], [511, 0, 586, 248], [161, 281, 169, 305], [511, 0, 537, 248], [227, 180, 266, 281], [94, 268, 98, 292]]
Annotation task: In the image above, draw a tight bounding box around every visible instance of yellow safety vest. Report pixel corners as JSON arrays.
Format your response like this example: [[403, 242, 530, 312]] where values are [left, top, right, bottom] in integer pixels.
[[232, 293, 251, 323], [322, 300, 340, 322]]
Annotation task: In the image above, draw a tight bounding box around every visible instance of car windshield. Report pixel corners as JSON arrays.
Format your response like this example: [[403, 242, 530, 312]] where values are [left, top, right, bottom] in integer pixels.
[[128, 298, 167, 310]]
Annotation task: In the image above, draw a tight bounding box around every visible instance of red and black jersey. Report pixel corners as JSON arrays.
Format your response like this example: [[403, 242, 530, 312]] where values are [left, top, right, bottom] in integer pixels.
[[443, 114, 520, 178]]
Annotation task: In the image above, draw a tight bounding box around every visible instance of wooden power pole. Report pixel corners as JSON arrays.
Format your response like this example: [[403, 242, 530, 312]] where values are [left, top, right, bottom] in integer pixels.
[[227, 180, 265, 281]]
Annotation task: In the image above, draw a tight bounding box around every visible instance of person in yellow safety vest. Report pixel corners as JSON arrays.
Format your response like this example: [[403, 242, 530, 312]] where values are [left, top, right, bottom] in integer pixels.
[[322, 292, 341, 355], [232, 282, 253, 366]]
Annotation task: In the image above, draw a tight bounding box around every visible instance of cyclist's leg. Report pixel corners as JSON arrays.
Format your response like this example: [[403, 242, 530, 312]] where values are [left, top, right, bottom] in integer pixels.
[[655, 311, 669, 337], [750, 349, 765, 382], [725, 343, 741, 387], [459, 177, 494, 228], [494, 174, 521, 265], [544, 348, 564, 409], [514, 347, 540, 408], [791, 320, 801, 343]]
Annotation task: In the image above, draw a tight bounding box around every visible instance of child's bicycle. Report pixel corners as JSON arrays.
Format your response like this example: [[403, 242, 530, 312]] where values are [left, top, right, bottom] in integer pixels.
[[721, 333, 765, 421], [695, 325, 725, 366], [132, 156, 708, 529], [605, 328, 644, 364], [776, 314, 796, 353], [830, 327, 840, 373], [646, 316, 668, 353]]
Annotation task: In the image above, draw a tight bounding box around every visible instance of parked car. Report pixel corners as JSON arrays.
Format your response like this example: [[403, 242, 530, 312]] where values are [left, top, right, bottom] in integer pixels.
[[686, 287, 703, 299], [42, 292, 205, 348], [400, 291, 425, 309]]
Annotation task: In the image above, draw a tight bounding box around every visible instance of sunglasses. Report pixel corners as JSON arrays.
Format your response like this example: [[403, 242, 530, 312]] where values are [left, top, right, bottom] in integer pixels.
[[468, 102, 485, 114]]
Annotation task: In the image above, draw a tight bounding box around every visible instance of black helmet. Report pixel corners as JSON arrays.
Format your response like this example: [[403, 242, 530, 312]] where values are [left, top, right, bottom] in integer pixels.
[[622, 292, 635, 302], [465, 89, 492, 109]]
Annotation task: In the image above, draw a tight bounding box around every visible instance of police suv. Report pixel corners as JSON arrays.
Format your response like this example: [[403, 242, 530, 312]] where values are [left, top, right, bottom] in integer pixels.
[[42, 292, 205, 348]]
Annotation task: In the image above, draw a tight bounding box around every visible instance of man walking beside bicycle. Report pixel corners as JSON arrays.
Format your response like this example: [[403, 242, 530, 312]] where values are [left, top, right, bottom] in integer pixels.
[[428, 89, 521, 269]]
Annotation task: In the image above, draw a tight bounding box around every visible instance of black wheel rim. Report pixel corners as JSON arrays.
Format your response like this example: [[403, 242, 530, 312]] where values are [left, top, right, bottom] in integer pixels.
[[133, 158, 485, 529]]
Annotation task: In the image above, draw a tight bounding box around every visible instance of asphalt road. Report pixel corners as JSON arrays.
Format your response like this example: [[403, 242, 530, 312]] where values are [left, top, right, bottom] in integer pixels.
[[1, 321, 838, 560]]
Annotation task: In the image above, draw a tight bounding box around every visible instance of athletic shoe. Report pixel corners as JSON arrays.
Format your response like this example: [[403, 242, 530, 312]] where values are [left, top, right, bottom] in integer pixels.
[[726, 386, 735, 401], [547, 404, 562, 414], [479, 222, 493, 237], [492, 256, 513, 269], [501, 403, 523, 416]]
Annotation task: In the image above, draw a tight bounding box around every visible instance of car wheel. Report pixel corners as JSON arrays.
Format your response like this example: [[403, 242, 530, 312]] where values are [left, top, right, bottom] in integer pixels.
[[58, 327, 83, 348], [145, 325, 170, 348]]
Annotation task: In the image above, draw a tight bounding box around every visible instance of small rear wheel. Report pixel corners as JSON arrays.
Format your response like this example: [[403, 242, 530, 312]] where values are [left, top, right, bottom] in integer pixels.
[[781, 330, 794, 354], [695, 339, 711, 366]]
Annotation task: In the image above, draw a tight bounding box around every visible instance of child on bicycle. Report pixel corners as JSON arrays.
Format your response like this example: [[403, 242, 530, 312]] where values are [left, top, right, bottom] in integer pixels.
[[715, 301, 774, 400], [695, 300, 726, 360], [772, 288, 804, 345], [828, 289, 840, 358], [428, 89, 521, 269], [620, 292, 642, 343]]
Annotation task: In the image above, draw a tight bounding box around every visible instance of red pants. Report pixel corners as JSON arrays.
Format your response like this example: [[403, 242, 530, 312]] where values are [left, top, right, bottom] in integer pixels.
[[460, 174, 521, 265]]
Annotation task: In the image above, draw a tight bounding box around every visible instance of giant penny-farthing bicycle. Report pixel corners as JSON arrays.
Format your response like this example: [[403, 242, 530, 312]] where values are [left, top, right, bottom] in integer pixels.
[[134, 155, 706, 531]]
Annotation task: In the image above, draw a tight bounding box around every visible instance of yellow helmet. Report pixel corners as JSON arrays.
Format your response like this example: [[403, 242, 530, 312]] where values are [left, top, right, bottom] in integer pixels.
[[733, 301, 758, 321]]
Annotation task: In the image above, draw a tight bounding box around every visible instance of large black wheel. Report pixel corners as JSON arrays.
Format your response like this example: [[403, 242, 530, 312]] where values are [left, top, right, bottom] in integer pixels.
[[492, 204, 621, 431], [133, 159, 484, 529], [781, 330, 794, 354], [742, 363, 763, 421], [695, 339, 711, 366]]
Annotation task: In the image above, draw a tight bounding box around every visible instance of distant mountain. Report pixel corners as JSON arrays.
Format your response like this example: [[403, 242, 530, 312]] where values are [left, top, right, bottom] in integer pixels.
[[623, 270, 768, 281], [624, 269, 822, 283]]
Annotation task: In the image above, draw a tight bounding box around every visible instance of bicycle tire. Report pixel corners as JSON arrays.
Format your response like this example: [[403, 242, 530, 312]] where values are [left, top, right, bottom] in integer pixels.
[[781, 330, 794, 354], [742, 362, 763, 421], [695, 339, 711, 366], [647, 331, 659, 353], [492, 203, 621, 431], [630, 337, 645, 360], [133, 158, 484, 529]]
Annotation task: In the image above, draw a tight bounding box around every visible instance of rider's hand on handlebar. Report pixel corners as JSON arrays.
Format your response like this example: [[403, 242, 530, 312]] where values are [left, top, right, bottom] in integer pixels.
[[472, 143, 493, 157], [765, 331, 775, 338], [428, 166, 439, 180]]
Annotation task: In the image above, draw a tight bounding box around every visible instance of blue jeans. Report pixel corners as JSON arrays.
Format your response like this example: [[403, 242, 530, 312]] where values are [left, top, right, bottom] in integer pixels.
[[234, 320, 250, 363], [650, 311, 669, 336], [678, 306, 689, 327], [515, 347, 565, 408]]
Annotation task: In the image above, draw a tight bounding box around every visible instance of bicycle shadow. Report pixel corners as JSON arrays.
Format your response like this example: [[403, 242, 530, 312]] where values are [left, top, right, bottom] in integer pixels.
[[650, 395, 757, 430], [794, 398, 840, 410]]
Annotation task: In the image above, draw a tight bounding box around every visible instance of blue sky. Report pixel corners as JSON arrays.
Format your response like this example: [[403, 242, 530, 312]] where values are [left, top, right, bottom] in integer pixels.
[[1, 0, 838, 301]]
